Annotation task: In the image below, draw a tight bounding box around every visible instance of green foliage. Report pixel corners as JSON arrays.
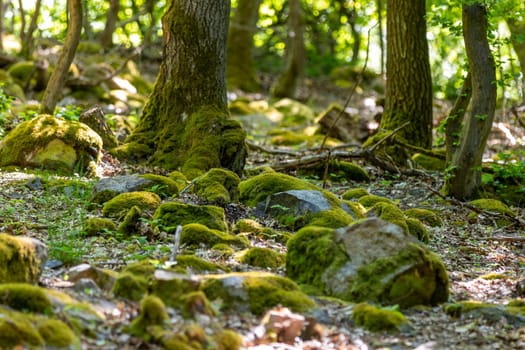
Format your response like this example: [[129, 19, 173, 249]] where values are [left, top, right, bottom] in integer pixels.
[[0, 85, 13, 137]]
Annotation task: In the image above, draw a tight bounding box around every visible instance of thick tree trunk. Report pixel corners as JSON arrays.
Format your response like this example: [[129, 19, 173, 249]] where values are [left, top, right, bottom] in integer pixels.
[[381, 0, 432, 149], [226, 0, 262, 92], [121, 0, 246, 179], [271, 0, 306, 99], [100, 0, 120, 49], [40, 0, 82, 114], [507, 19, 525, 102], [443, 4, 496, 200]]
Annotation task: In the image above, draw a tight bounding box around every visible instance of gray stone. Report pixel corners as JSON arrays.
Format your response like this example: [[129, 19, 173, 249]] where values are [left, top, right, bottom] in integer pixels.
[[93, 175, 152, 195], [260, 190, 332, 217]]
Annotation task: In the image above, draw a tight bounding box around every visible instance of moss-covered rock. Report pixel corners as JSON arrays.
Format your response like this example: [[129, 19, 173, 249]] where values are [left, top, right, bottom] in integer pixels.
[[168, 171, 190, 192], [7, 61, 36, 84], [36, 318, 79, 348], [129, 295, 169, 338], [444, 300, 525, 326], [176, 254, 228, 273], [84, 217, 117, 236], [192, 168, 240, 205], [406, 217, 430, 243], [404, 208, 442, 227], [352, 303, 408, 332], [239, 172, 319, 207], [0, 308, 44, 347], [468, 198, 515, 227], [215, 329, 243, 350], [181, 224, 249, 249], [299, 161, 370, 183], [0, 114, 102, 174], [117, 206, 142, 236], [272, 98, 315, 126], [0, 283, 52, 313], [179, 291, 216, 318], [154, 202, 228, 232], [151, 270, 199, 308], [0, 234, 45, 284], [368, 202, 409, 233], [239, 247, 284, 269], [112, 271, 150, 301], [140, 174, 180, 198], [358, 194, 395, 208], [411, 152, 446, 171], [102, 191, 161, 218], [342, 188, 369, 200]]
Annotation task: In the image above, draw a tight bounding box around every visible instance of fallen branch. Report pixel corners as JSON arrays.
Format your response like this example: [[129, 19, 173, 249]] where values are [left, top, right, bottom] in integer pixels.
[[478, 236, 525, 242]]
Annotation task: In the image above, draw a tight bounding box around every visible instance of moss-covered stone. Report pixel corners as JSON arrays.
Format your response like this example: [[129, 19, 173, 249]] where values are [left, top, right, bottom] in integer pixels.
[[358, 194, 395, 208], [151, 271, 199, 308], [211, 243, 235, 258], [176, 254, 228, 273], [7, 61, 36, 84], [0, 114, 102, 174], [140, 174, 180, 198], [228, 100, 257, 115], [102, 191, 161, 218], [168, 171, 190, 192], [215, 329, 243, 350], [117, 206, 142, 236], [302, 208, 355, 229], [239, 247, 284, 269], [404, 208, 442, 227], [406, 217, 430, 243], [468, 198, 515, 227], [84, 217, 117, 236], [239, 172, 319, 207], [112, 272, 150, 301], [233, 218, 263, 234], [411, 152, 446, 171], [299, 161, 370, 183], [0, 308, 44, 347], [129, 295, 169, 338], [154, 202, 228, 231], [179, 291, 216, 318], [0, 234, 43, 284], [343, 201, 367, 219], [445, 300, 525, 326], [181, 224, 249, 249], [0, 283, 52, 313], [192, 168, 240, 205], [272, 98, 315, 126], [352, 303, 408, 332], [269, 130, 311, 146], [342, 188, 369, 200], [368, 202, 409, 233], [36, 318, 79, 348]]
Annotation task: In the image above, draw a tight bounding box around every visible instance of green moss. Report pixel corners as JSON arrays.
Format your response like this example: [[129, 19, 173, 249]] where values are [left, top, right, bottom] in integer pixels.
[[0, 308, 44, 347], [406, 217, 430, 243], [269, 130, 310, 146], [176, 255, 228, 273], [110, 141, 152, 161], [352, 303, 408, 332], [468, 198, 515, 227], [342, 188, 369, 200], [154, 202, 228, 231], [368, 202, 408, 233], [129, 295, 169, 338], [228, 100, 256, 115], [140, 174, 180, 198], [239, 247, 284, 269], [0, 234, 41, 284], [215, 329, 243, 350], [151, 272, 197, 308], [179, 291, 216, 318], [7, 61, 36, 84], [343, 201, 367, 219], [112, 272, 149, 301], [404, 208, 442, 227], [84, 217, 117, 236], [36, 319, 78, 348], [181, 223, 248, 249], [299, 161, 370, 182], [102, 191, 161, 218], [233, 219, 263, 234], [358, 194, 395, 208], [118, 206, 142, 236], [272, 98, 315, 126], [362, 131, 409, 166], [239, 172, 319, 207], [303, 208, 355, 229], [192, 168, 240, 205], [211, 244, 235, 257], [0, 283, 52, 314], [411, 152, 446, 171], [168, 171, 190, 191]]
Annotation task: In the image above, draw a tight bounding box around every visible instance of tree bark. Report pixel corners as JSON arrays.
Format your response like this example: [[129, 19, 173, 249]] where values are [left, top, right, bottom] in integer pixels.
[[40, 0, 82, 114], [121, 0, 246, 178], [226, 0, 262, 92], [100, 0, 120, 49], [445, 72, 471, 163], [507, 18, 525, 102], [271, 0, 306, 99], [380, 0, 433, 149], [19, 0, 41, 58], [443, 3, 496, 200], [0, 0, 4, 52]]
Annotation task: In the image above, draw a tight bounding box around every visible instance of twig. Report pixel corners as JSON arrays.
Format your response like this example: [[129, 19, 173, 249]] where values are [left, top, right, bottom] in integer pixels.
[[246, 140, 301, 156], [368, 121, 410, 153], [478, 236, 525, 242], [169, 225, 182, 262]]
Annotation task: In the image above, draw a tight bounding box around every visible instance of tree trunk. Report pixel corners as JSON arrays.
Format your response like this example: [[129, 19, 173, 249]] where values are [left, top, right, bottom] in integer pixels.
[[445, 72, 471, 163], [120, 0, 246, 179], [100, 0, 120, 49], [443, 3, 496, 200], [19, 0, 42, 58], [0, 0, 4, 52], [226, 0, 261, 92], [40, 0, 82, 114], [271, 0, 306, 99], [380, 0, 432, 149], [507, 18, 525, 102]]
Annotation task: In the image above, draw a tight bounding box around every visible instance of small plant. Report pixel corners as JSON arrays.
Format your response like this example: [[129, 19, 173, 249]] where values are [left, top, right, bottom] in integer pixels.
[[0, 84, 14, 137], [55, 105, 83, 121]]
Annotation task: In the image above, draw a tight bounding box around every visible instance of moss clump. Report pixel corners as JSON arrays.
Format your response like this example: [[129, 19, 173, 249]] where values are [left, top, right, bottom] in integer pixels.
[[404, 208, 442, 227], [84, 217, 117, 236], [0, 308, 44, 347], [102, 191, 161, 218], [192, 168, 241, 205], [0, 234, 42, 284], [273, 98, 316, 126], [215, 329, 243, 350], [140, 174, 180, 198], [118, 206, 142, 236], [228, 100, 256, 115], [160, 324, 207, 350], [411, 152, 446, 171], [176, 255, 228, 273], [154, 202, 228, 231], [358, 194, 394, 208], [151, 272, 198, 308], [343, 201, 367, 219], [168, 171, 190, 192], [0, 283, 52, 314], [7, 61, 36, 84], [362, 131, 409, 166], [368, 202, 409, 233], [36, 319, 79, 348], [110, 141, 152, 161], [269, 130, 311, 146], [240, 247, 284, 269], [299, 161, 370, 183], [179, 291, 216, 318], [129, 295, 169, 338], [468, 198, 515, 227], [181, 223, 249, 249], [112, 272, 149, 301], [233, 219, 263, 234], [239, 172, 319, 207], [211, 244, 235, 258], [302, 208, 355, 229], [406, 217, 430, 243], [352, 303, 408, 332], [342, 188, 369, 200]]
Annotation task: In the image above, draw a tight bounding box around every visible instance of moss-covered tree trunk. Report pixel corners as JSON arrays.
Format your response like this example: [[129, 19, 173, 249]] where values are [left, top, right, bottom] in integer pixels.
[[121, 0, 247, 179], [227, 0, 262, 92], [507, 18, 525, 102], [40, 0, 82, 114], [99, 0, 119, 49], [381, 0, 432, 148], [443, 3, 496, 200], [271, 0, 306, 99]]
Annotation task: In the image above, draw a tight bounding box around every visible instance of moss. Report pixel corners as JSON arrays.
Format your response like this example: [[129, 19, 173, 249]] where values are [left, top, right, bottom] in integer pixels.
[[0, 283, 52, 314], [468, 198, 515, 227], [151, 272, 198, 308], [286, 226, 347, 292], [368, 202, 409, 233], [129, 295, 169, 338], [215, 329, 243, 350], [84, 217, 117, 236], [299, 161, 370, 183], [358, 194, 395, 208], [0, 233, 42, 284], [112, 272, 149, 301], [362, 131, 409, 166], [102, 191, 161, 218], [228, 100, 256, 115], [160, 324, 207, 350], [181, 223, 248, 249], [211, 244, 235, 257], [272, 98, 315, 126], [269, 130, 311, 146], [342, 188, 369, 200], [154, 202, 228, 231], [343, 201, 367, 219], [36, 318, 78, 348], [233, 219, 263, 234], [239, 247, 284, 269], [0, 114, 102, 174], [77, 41, 103, 54], [0, 308, 44, 347], [140, 174, 180, 198], [176, 254, 228, 273], [7, 61, 36, 84], [118, 206, 142, 236], [168, 171, 190, 191], [192, 168, 240, 205], [404, 208, 442, 227], [406, 217, 430, 243], [352, 303, 408, 332], [303, 208, 355, 229], [411, 152, 446, 171], [239, 172, 319, 207], [179, 291, 216, 318], [110, 141, 152, 161]]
